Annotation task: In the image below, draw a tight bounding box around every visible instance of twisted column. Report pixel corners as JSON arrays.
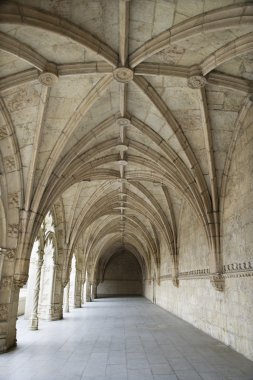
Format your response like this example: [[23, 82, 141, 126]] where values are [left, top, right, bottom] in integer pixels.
[[64, 281, 70, 312], [29, 254, 43, 330]]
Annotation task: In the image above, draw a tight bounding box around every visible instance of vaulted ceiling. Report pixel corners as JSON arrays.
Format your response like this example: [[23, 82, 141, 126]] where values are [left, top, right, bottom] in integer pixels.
[[0, 0, 252, 280]]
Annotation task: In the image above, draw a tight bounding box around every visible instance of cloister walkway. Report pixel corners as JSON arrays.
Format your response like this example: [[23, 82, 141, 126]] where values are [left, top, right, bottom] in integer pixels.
[[0, 297, 252, 380]]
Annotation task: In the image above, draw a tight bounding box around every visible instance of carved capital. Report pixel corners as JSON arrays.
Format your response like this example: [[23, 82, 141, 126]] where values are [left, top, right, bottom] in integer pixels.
[[187, 75, 207, 89], [13, 274, 28, 289], [210, 273, 224, 292]]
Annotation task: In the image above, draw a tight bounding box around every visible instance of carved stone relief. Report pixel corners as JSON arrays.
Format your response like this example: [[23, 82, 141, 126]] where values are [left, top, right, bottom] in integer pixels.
[[0, 305, 8, 322], [4, 155, 16, 173], [0, 276, 12, 288], [187, 75, 207, 89], [8, 192, 19, 208], [7, 224, 19, 238], [155, 45, 185, 64], [5, 87, 40, 112], [4, 249, 16, 260], [0, 126, 8, 140]]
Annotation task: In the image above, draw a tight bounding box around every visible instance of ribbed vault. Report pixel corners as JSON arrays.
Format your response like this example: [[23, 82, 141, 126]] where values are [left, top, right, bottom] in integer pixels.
[[0, 0, 252, 292]]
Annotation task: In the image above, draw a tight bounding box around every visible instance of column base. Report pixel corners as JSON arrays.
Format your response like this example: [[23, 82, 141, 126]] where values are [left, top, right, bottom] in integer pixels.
[[29, 316, 39, 330]]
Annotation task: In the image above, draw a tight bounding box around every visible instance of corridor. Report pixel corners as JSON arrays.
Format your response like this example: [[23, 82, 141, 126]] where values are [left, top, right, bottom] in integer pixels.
[[0, 298, 252, 380]]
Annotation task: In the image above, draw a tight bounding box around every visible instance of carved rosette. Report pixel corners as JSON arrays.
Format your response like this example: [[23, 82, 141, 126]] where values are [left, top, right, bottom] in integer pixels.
[[187, 75, 207, 89], [39, 72, 58, 87], [210, 273, 224, 292], [113, 67, 133, 83]]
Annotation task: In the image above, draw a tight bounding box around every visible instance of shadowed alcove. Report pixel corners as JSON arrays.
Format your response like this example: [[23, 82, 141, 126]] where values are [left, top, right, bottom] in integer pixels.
[[97, 250, 143, 297]]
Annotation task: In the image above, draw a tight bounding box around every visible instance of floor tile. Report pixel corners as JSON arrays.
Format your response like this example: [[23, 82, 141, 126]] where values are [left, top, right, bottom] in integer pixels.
[[0, 297, 252, 380]]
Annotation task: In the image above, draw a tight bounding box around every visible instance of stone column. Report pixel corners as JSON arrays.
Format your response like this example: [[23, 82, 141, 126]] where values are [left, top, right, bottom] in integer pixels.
[[0, 276, 20, 352], [81, 281, 85, 305], [86, 281, 91, 302], [73, 269, 82, 308], [91, 282, 97, 300], [64, 281, 70, 313], [0, 248, 28, 352], [29, 255, 43, 330], [48, 263, 64, 320]]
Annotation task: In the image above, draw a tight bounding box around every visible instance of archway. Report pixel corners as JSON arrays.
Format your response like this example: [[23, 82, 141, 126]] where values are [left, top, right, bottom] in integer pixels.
[[97, 250, 143, 297]]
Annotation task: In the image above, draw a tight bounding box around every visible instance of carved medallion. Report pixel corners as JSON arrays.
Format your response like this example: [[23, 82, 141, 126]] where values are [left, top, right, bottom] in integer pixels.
[[116, 144, 128, 152], [113, 67, 133, 83], [118, 160, 128, 166], [39, 72, 59, 87], [188, 75, 207, 89], [116, 118, 131, 127]]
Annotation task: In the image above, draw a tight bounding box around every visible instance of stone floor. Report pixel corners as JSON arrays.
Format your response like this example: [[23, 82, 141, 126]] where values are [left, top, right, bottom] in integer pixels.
[[0, 297, 252, 380]]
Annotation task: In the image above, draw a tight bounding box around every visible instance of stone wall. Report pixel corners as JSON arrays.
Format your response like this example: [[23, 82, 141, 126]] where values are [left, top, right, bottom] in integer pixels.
[[144, 114, 253, 361], [98, 252, 142, 296]]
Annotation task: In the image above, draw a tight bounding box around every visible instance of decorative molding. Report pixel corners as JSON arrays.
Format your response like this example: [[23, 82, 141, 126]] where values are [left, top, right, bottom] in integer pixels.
[[0, 69, 39, 92], [159, 263, 253, 283], [134, 62, 189, 78], [188, 75, 207, 89], [58, 62, 112, 76], [222, 261, 253, 278], [179, 268, 210, 280], [113, 67, 133, 83], [159, 274, 172, 281], [207, 72, 253, 94]]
